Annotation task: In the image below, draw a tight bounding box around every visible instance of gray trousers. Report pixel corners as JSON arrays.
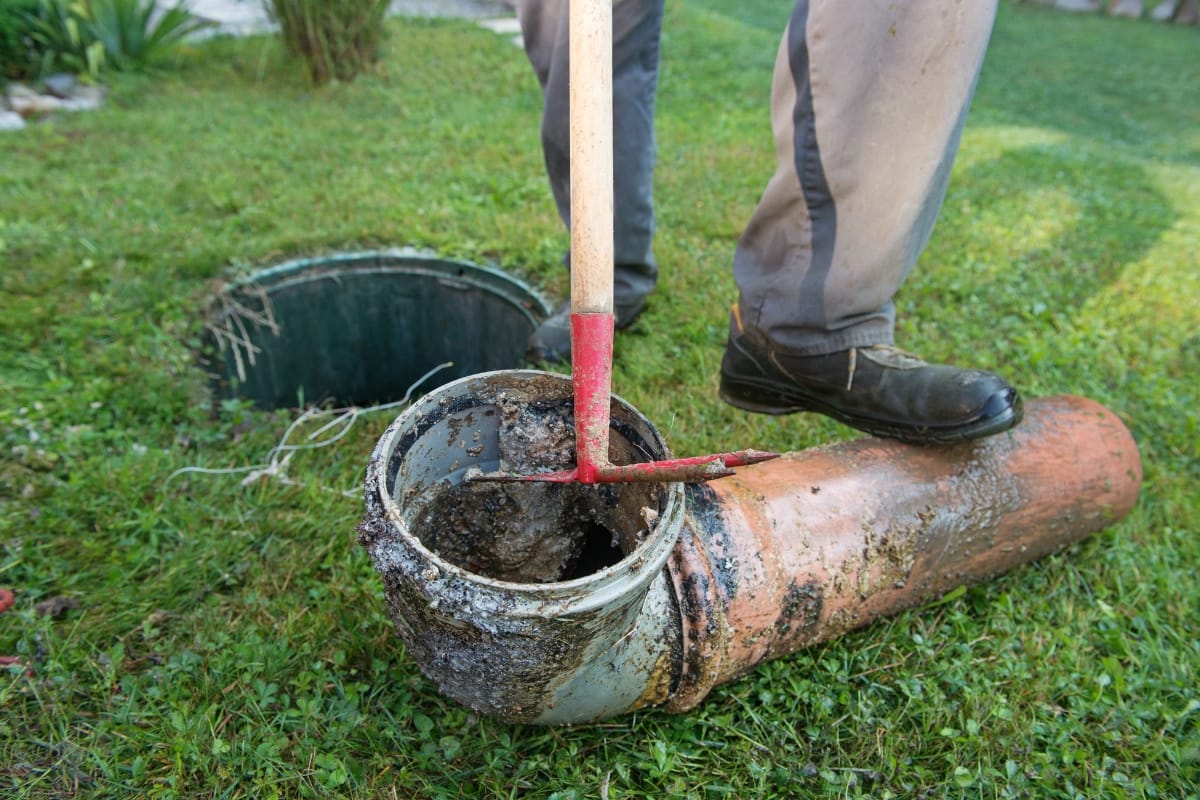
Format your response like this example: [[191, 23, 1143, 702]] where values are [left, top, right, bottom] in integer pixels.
[[516, 0, 663, 308], [516, 0, 997, 354]]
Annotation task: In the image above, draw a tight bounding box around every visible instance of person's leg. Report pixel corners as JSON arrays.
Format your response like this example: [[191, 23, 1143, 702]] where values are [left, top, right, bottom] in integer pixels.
[[720, 0, 1022, 442], [518, 0, 664, 362]]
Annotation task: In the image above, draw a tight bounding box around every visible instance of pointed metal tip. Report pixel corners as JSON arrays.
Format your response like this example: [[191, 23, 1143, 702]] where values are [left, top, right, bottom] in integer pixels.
[[720, 449, 782, 468]]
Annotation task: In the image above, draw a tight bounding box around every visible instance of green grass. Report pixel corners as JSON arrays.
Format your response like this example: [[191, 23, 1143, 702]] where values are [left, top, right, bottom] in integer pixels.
[[2, 2, 1198, 797]]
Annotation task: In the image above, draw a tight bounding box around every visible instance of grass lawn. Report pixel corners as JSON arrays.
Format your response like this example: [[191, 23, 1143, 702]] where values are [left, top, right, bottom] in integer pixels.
[[2, 1, 1198, 797]]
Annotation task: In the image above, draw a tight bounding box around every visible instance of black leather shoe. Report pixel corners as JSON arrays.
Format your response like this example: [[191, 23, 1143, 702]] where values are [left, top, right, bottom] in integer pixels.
[[526, 295, 648, 365], [719, 326, 1022, 444]]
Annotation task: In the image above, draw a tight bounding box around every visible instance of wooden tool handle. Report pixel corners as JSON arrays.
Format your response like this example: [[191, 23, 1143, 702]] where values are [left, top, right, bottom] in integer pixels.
[[568, 0, 614, 316]]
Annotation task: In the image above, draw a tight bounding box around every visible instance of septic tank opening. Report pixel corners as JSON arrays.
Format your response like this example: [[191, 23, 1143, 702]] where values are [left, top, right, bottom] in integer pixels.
[[203, 251, 551, 409]]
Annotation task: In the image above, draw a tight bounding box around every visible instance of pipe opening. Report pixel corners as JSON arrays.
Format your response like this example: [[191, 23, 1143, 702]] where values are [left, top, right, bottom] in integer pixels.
[[389, 372, 664, 585], [203, 250, 550, 409]]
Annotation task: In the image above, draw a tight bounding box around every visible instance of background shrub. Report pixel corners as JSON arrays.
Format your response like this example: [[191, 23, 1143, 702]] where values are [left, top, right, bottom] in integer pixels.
[[266, 0, 389, 85], [0, 0, 44, 81], [22, 0, 211, 81], [26, 0, 106, 80], [85, 0, 213, 72]]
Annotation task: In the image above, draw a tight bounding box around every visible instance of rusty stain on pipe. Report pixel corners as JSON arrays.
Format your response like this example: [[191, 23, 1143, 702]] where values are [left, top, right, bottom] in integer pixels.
[[358, 372, 1141, 724]]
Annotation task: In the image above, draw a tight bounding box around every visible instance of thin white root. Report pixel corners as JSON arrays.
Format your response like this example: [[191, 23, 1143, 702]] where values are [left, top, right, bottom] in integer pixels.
[[165, 361, 454, 497]]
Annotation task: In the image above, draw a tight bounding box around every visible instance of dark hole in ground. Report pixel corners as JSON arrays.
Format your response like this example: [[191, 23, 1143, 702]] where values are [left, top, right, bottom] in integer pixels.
[[203, 251, 550, 409]]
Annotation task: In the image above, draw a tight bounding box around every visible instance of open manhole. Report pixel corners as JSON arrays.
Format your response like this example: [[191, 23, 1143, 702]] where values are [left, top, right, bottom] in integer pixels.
[[204, 251, 551, 409]]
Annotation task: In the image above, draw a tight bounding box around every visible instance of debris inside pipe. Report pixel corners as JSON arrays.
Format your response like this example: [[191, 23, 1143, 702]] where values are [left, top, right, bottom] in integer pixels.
[[358, 370, 1141, 725]]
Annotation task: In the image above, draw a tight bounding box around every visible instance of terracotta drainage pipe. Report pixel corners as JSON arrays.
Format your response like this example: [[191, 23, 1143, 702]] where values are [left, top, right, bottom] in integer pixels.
[[358, 371, 1141, 725]]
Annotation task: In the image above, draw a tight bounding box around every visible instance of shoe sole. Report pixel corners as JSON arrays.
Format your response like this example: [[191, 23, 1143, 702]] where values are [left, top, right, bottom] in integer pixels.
[[719, 375, 1023, 445]]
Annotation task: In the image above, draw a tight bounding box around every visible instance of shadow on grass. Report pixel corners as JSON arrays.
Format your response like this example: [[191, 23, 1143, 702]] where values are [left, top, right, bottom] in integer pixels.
[[921, 142, 1175, 324]]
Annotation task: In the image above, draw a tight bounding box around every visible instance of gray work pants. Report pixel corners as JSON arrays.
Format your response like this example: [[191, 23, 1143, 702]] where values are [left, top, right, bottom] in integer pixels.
[[516, 0, 663, 308], [516, 0, 997, 353]]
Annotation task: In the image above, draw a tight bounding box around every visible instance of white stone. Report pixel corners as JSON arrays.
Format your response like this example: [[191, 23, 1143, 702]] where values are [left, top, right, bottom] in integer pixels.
[[7, 89, 62, 117], [0, 110, 26, 131], [1151, 0, 1177, 18], [60, 85, 107, 112], [6, 83, 39, 102], [1055, 0, 1101, 9], [43, 73, 77, 99]]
